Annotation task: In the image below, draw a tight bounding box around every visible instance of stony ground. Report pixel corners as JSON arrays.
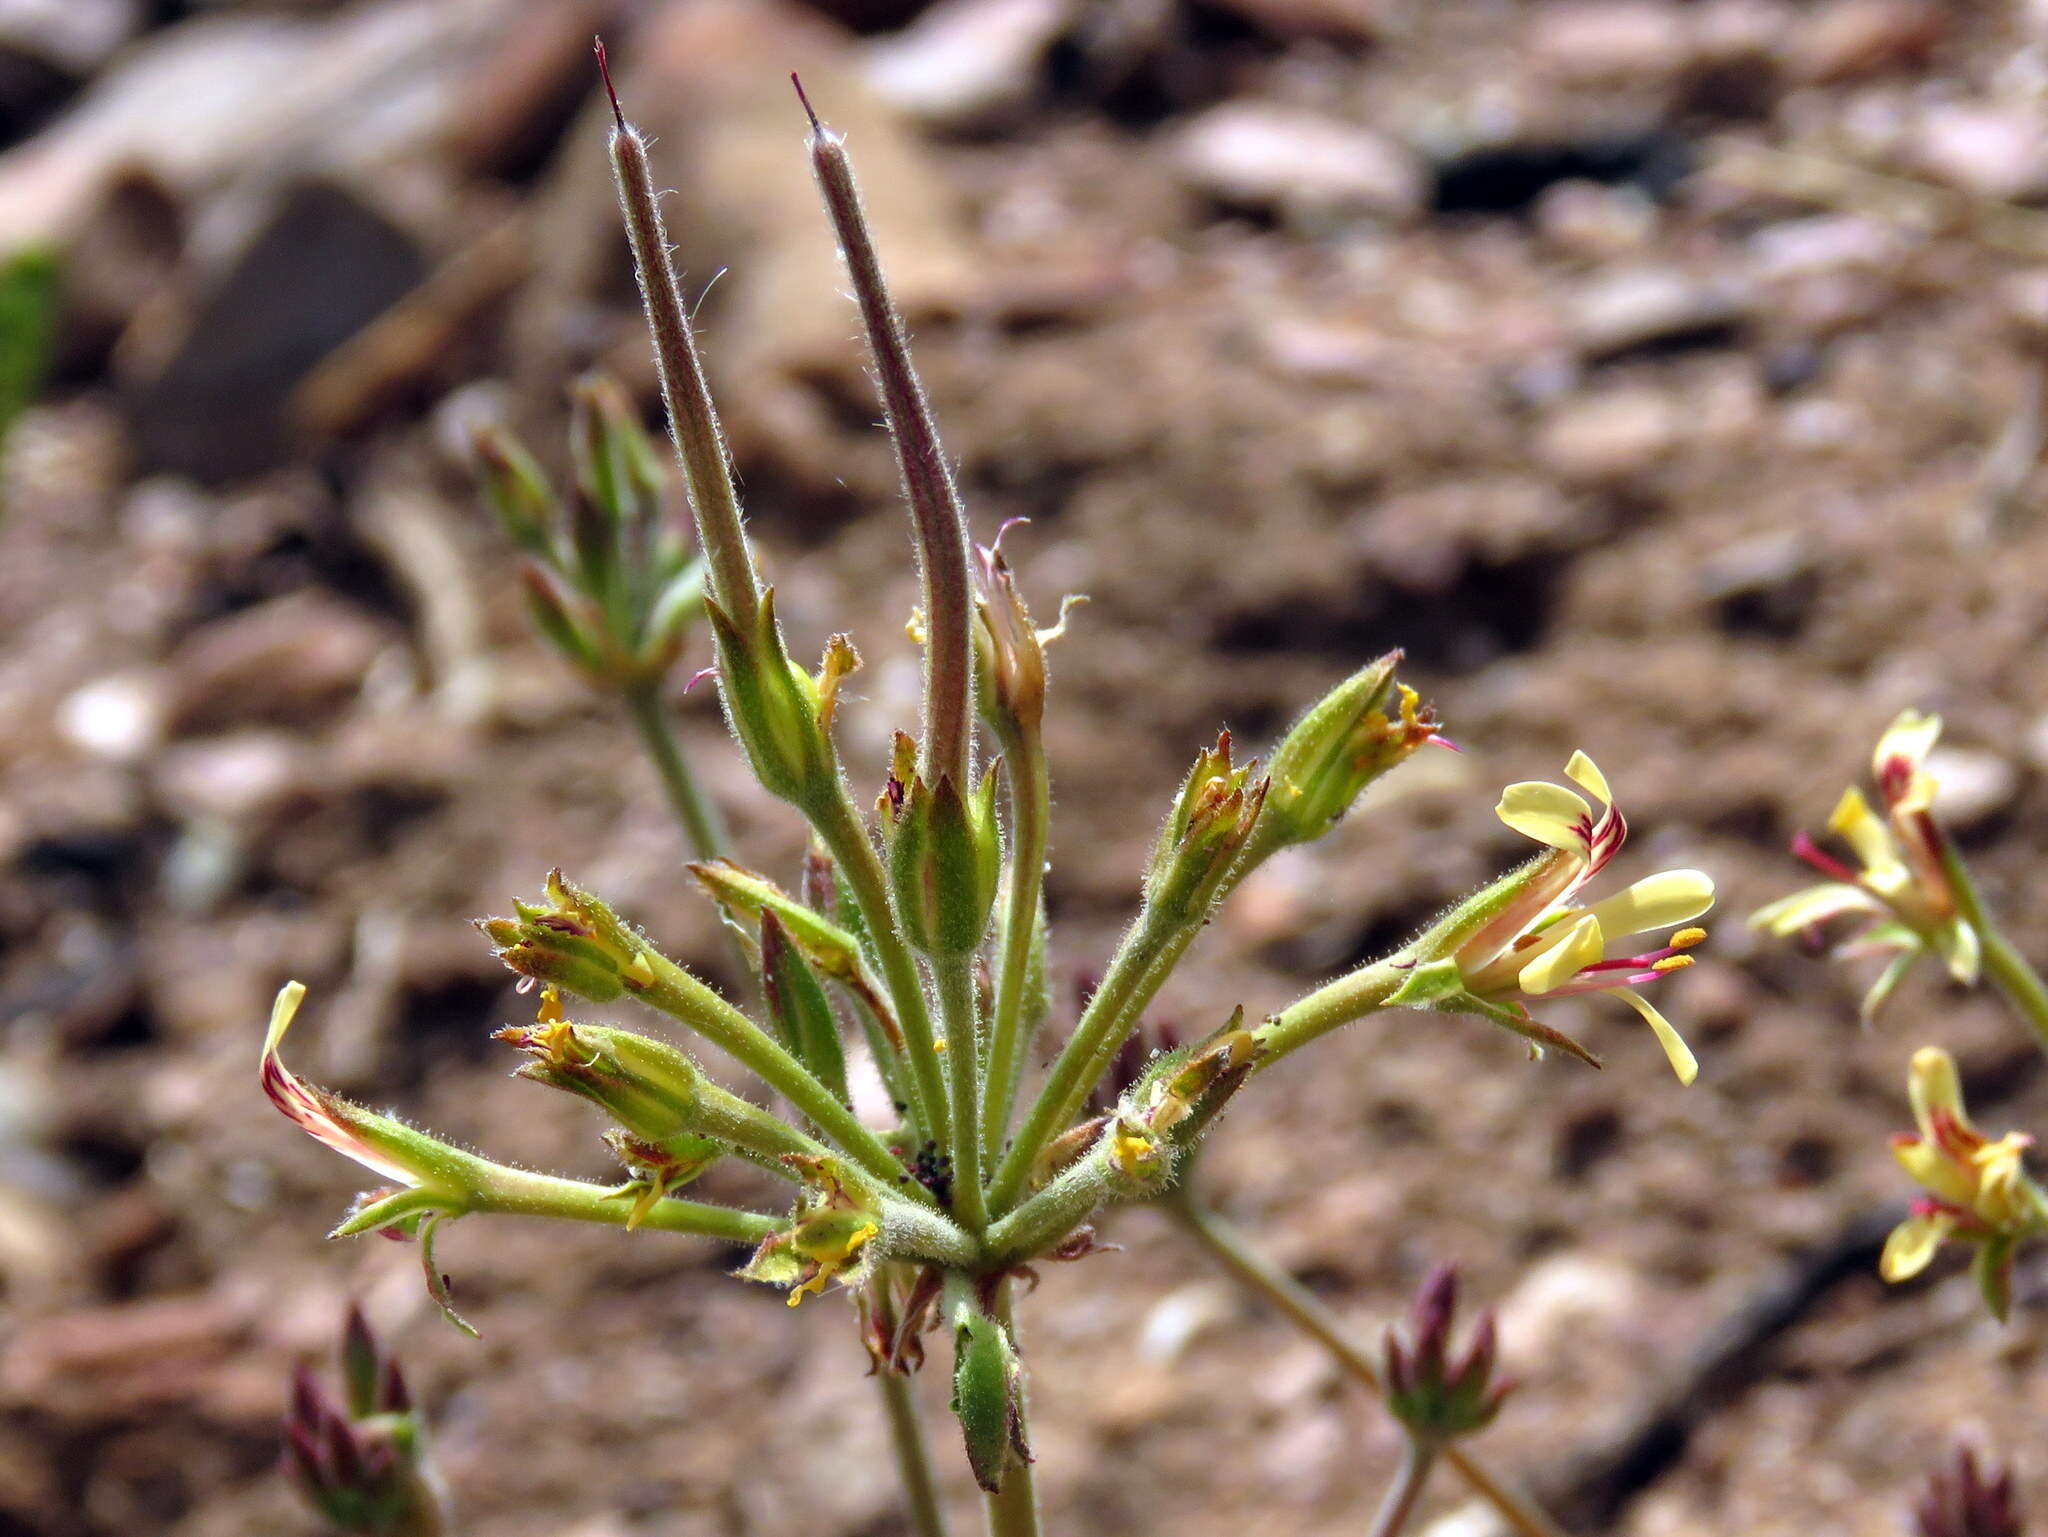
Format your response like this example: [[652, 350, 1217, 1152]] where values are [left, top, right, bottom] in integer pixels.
[[4, 0, 2048, 1533]]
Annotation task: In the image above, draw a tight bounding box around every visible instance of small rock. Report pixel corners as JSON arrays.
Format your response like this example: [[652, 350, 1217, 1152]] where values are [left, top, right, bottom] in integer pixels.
[[1907, 102, 2048, 203], [1923, 746, 2018, 828], [1746, 213, 1904, 279], [151, 731, 309, 824], [162, 592, 389, 733], [1567, 265, 1746, 359], [1170, 101, 1427, 225], [1781, 0, 1944, 84], [1529, 1, 1699, 83], [1533, 179, 1657, 260], [866, 0, 1075, 128], [1535, 387, 1681, 482], [56, 670, 165, 764]]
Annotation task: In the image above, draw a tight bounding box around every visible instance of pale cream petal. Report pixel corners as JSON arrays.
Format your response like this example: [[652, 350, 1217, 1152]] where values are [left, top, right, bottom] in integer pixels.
[[1615, 987, 1699, 1085], [1750, 882, 1882, 934], [1908, 1046, 1965, 1141], [1893, 1136, 1977, 1210], [1935, 917, 1983, 987], [1517, 914, 1606, 995], [1827, 786, 1905, 881], [1564, 751, 1612, 807], [1584, 869, 1716, 940], [1496, 780, 1590, 852], [1874, 709, 1942, 779], [1879, 1212, 1950, 1281]]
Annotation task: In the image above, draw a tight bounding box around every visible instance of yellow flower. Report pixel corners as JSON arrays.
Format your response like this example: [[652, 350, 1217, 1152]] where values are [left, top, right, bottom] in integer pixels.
[[1751, 710, 1978, 1020], [1881, 1047, 2042, 1318], [1435, 753, 1715, 1084]]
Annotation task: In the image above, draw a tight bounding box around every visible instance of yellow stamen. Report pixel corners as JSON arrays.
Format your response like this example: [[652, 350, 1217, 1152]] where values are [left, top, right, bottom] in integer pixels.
[[1651, 955, 1694, 974], [537, 985, 565, 1023], [1670, 927, 1707, 949]]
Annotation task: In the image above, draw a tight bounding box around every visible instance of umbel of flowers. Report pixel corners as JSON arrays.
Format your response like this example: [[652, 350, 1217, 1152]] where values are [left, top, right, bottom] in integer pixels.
[[261, 46, 1717, 1537]]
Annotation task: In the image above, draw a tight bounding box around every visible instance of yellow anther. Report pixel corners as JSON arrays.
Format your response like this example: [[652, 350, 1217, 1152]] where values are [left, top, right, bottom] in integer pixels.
[[537, 985, 565, 1024], [934, 1036, 948, 1054], [623, 950, 657, 988], [1651, 955, 1695, 974], [1670, 927, 1708, 949]]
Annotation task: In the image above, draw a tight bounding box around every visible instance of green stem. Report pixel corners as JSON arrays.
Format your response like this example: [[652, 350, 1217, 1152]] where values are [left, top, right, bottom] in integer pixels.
[[635, 946, 931, 1203], [1368, 1440, 1436, 1537], [983, 726, 1050, 1164], [1983, 929, 2048, 1056], [877, 1369, 951, 1537], [983, 1280, 1041, 1537], [465, 1165, 779, 1244], [1164, 1195, 1572, 1537], [987, 908, 1194, 1213], [809, 788, 951, 1153], [622, 682, 729, 862], [1251, 958, 1407, 1070], [937, 955, 989, 1230]]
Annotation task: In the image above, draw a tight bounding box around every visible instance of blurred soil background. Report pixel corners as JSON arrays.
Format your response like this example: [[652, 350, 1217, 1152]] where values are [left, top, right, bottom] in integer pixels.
[[4, 0, 2048, 1532]]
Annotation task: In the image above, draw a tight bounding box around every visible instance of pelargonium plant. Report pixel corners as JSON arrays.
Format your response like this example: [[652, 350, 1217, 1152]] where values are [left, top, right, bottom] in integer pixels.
[[264, 45, 1720, 1537]]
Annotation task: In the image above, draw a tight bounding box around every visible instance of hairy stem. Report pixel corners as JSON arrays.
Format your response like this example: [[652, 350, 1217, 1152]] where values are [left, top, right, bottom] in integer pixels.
[[1251, 958, 1408, 1070], [808, 788, 952, 1155], [1982, 928, 2048, 1058], [987, 907, 1196, 1214], [622, 681, 729, 862], [800, 82, 974, 789], [1165, 1196, 1572, 1537], [937, 955, 989, 1229], [634, 946, 929, 1203], [982, 726, 1050, 1164], [601, 47, 760, 631], [1368, 1440, 1437, 1537], [877, 1369, 951, 1537], [463, 1164, 779, 1244]]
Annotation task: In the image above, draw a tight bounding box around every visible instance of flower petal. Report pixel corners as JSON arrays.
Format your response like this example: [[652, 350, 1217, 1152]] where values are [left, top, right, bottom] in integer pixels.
[[1873, 709, 1941, 782], [1893, 1136, 1978, 1209], [1908, 1046, 1966, 1142], [1934, 916, 1982, 987], [1615, 987, 1698, 1085], [1496, 780, 1591, 854], [1879, 1211, 1951, 1281], [261, 984, 424, 1189], [1564, 751, 1612, 807], [1517, 914, 1606, 995], [1749, 882, 1882, 935], [1583, 869, 1716, 940], [1826, 786, 1904, 883]]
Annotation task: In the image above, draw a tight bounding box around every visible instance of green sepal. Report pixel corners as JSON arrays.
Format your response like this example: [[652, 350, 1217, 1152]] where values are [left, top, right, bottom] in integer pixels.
[[948, 1280, 1029, 1493], [761, 909, 851, 1108], [703, 587, 833, 805], [1974, 1232, 2019, 1323], [889, 765, 1003, 956], [1386, 958, 1465, 1007]]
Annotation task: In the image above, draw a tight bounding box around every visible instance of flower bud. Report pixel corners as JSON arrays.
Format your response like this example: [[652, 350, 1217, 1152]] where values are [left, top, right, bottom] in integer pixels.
[[739, 1155, 882, 1306], [885, 752, 1003, 957], [1143, 732, 1268, 919], [689, 858, 901, 1050], [704, 587, 837, 805], [285, 1312, 446, 1535], [478, 870, 655, 1005], [1915, 1443, 2024, 1537], [947, 1277, 1030, 1493], [1382, 1264, 1514, 1445], [497, 1016, 700, 1143], [468, 419, 556, 559], [1255, 655, 1436, 853]]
